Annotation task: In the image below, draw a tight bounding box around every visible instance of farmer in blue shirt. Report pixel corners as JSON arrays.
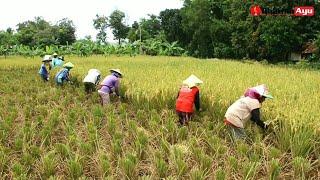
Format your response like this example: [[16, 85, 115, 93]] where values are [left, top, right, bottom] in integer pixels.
[[38, 55, 52, 81], [55, 62, 74, 86], [51, 53, 64, 69]]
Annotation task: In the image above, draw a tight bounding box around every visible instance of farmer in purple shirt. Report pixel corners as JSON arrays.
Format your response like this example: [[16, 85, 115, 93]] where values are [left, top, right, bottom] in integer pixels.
[[98, 69, 123, 106]]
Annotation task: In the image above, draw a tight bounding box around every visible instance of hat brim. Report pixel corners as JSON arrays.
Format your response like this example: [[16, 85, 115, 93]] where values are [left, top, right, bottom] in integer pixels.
[[183, 75, 203, 88], [262, 94, 273, 99], [63, 65, 74, 68], [183, 81, 200, 88], [63, 62, 74, 68], [64, 65, 74, 69], [110, 70, 122, 77]]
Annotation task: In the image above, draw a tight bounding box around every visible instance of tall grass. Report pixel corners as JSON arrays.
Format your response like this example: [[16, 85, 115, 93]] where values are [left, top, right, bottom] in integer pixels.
[[0, 55, 319, 178]]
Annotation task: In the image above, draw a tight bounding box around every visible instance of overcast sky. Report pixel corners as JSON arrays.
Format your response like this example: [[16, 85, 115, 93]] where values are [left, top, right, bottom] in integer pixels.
[[0, 0, 183, 41]]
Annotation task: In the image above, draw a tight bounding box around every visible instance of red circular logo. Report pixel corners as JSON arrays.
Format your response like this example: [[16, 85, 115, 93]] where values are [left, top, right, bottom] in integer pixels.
[[250, 5, 262, 16]]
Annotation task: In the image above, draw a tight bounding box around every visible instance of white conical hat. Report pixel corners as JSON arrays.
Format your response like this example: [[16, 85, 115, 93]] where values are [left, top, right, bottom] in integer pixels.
[[253, 84, 273, 99], [42, 55, 52, 62], [110, 69, 123, 77], [182, 74, 203, 88]]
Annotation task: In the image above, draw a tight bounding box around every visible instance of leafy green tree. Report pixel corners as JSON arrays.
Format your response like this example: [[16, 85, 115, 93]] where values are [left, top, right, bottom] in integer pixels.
[[294, 3, 320, 45], [314, 33, 320, 60], [159, 9, 187, 45], [181, 0, 217, 57], [228, 0, 257, 59], [109, 10, 129, 45], [258, 16, 301, 62], [93, 14, 109, 44], [0, 28, 17, 46], [54, 18, 76, 45], [16, 17, 52, 47], [140, 15, 161, 39], [0, 28, 17, 57], [127, 21, 140, 43], [16, 17, 76, 48]]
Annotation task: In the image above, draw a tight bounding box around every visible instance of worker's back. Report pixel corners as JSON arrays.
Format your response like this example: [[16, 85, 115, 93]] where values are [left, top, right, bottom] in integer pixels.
[[225, 96, 261, 128], [176, 86, 199, 113]]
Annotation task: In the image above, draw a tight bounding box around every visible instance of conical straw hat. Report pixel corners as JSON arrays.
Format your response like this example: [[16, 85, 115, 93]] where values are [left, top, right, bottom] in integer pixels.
[[42, 55, 52, 62], [63, 62, 74, 68], [182, 74, 203, 88], [110, 69, 123, 77], [253, 84, 273, 99]]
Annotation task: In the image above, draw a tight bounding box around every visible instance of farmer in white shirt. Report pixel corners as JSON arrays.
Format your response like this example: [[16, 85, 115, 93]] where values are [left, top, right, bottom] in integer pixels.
[[224, 84, 273, 141], [83, 69, 101, 94]]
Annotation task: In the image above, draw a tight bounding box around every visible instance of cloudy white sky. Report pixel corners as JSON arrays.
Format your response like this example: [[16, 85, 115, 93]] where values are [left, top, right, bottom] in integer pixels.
[[0, 0, 183, 40]]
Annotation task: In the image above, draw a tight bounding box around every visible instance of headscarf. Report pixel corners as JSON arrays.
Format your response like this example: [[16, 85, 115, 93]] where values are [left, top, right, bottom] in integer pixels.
[[244, 84, 273, 100]]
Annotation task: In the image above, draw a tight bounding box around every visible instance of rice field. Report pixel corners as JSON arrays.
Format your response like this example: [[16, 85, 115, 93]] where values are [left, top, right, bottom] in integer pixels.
[[0, 55, 319, 179]]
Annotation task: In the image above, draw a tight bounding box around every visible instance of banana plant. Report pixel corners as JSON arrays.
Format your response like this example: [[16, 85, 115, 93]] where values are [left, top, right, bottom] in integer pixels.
[[163, 41, 185, 56], [102, 45, 116, 57], [143, 38, 162, 56], [0, 45, 8, 58]]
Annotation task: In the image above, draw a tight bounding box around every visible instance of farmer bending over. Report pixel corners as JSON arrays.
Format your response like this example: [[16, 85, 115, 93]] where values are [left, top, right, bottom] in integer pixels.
[[224, 84, 273, 141], [55, 62, 74, 86], [51, 53, 64, 69], [175, 75, 203, 126], [98, 69, 123, 106], [83, 69, 101, 94], [38, 55, 52, 81]]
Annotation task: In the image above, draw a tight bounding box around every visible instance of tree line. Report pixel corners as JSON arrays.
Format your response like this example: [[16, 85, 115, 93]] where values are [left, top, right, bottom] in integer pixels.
[[1, 0, 320, 62]]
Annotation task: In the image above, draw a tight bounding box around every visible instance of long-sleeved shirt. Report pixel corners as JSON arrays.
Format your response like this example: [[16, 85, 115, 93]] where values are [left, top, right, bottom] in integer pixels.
[[51, 58, 64, 68], [99, 74, 120, 95], [251, 108, 267, 129], [194, 91, 200, 111], [38, 64, 48, 77], [225, 96, 261, 128], [55, 68, 70, 82]]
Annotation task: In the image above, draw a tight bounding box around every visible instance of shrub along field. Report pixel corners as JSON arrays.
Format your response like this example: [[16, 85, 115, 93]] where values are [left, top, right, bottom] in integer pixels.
[[0, 56, 319, 179]]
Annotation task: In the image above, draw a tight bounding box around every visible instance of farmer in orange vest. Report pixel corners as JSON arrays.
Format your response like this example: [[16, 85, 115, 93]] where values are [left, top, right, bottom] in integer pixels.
[[175, 75, 203, 126], [224, 84, 273, 141]]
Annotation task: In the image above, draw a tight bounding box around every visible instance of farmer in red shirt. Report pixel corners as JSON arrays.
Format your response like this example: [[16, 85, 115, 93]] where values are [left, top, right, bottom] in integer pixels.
[[176, 75, 203, 126]]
